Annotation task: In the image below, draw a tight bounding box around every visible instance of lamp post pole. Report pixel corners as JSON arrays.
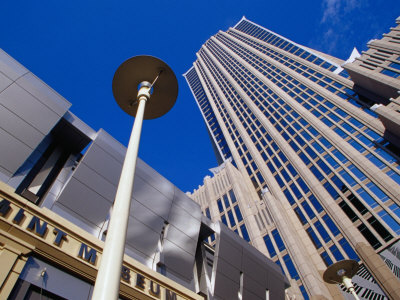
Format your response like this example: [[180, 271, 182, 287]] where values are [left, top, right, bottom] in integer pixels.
[[91, 83, 150, 300], [91, 55, 178, 300]]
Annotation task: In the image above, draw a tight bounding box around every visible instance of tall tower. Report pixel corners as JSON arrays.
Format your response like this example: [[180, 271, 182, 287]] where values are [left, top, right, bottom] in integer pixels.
[[185, 17, 400, 299]]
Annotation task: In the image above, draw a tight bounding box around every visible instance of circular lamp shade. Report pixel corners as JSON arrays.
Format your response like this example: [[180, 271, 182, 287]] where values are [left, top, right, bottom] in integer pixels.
[[323, 260, 360, 284], [112, 55, 178, 119]]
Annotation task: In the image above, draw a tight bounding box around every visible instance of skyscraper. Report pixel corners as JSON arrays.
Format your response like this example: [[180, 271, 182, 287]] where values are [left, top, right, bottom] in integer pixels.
[[185, 17, 400, 299]]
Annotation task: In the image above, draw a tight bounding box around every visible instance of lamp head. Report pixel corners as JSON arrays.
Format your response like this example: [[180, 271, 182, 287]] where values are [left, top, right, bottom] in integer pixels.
[[112, 55, 178, 119]]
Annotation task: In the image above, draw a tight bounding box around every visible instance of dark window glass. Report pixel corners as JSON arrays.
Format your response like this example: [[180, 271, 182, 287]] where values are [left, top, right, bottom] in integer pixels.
[[234, 205, 243, 222], [205, 208, 211, 219], [284, 189, 296, 205], [294, 207, 307, 225], [299, 152, 311, 165], [297, 177, 310, 194], [357, 223, 382, 249], [329, 244, 345, 261], [217, 199, 224, 213], [267, 161, 276, 173], [228, 210, 236, 227], [316, 159, 331, 175], [310, 165, 324, 181], [301, 201, 315, 219], [223, 194, 230, 208], [309, 195, 324, 213], [221, 214, 229, 227], [324, 181, 338, 199], [283, 254, 300, 280], [229, 189, 237, 203], [314, 220, 331, 242], [339, 201, 359, 222], [306, 227, 322, 248], [299, 285, 310, 300], [367, 216, 393, 242], [290, 183, 303, 200], [338, 238, 360, 261], [263, 234, 277, 257], [321, 251, 333, 267], [322, 214, 340, 236], [272, 229, 286, 251], [240, 224, 250, 242]]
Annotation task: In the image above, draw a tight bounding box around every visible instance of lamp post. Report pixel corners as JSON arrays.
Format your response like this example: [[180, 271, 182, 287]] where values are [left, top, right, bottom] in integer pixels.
[[91, 56, 178, 300], [323, 259, 360, 300]]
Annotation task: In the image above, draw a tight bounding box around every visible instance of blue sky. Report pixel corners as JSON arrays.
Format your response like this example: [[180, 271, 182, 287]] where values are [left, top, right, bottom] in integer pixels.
[[1, 1, 399, 192]]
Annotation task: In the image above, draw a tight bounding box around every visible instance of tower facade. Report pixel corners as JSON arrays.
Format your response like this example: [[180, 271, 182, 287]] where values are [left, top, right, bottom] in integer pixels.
[[185, 17, 400, 299]]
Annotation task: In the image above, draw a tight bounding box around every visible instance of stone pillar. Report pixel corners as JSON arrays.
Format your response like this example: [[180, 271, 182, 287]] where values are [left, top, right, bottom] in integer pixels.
[[0, 243, 30, 299], [356, 242, 400, 300]]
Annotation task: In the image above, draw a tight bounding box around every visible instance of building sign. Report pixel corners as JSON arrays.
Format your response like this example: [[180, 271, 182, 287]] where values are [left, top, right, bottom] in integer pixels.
[[0, 197, 190, 300]]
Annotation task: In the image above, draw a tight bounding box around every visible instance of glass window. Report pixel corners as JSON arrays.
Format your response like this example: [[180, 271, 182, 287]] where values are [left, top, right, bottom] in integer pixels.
[[299, 285, 310, 300], [317, 159, 331, 175], [301, 201, 315, 219], [338, 238, 359, 261], [234, 205, 243, 222], [284, 189, 296, 205], [377, 210, 400, 235], [321, 251, 333, 267], [348, 165, 366, 181], [310, 165, 324, 181], [294, 206, 307, 225], [221, 214, 229, 227], [229, 189, 237, 203], [297, 177, 310, 194], [283, 254, 300, 280], [366, 182, 389, 202], [306, 226, 322, 248], [314, 220, 331, 242], [309, 195, 324, 213], [329, 244, 345, 261], [205, 208, 211, 219], [322, 214, 340, 236], [228, 210, 236, 227], [324, 181, 338, 199], [217, 199, 224, 212], [223, 194, 230, 208], [272, 229, 286, 251], [290, 183, 303, 200], [357, 223, 381, 249], [263, 234, 277, 257], [240, 224, 250, 242]]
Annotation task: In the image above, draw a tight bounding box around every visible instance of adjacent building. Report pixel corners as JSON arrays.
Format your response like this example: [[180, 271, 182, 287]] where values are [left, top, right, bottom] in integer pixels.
[[185, 16, 400, 300], [0, 49, 289, 299]]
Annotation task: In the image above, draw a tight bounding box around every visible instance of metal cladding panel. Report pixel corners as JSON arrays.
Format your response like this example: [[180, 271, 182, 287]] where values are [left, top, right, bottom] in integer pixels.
[[0, 71, 12, 92], [0, 101, 44, 148], [0, 126, 32, 177], [132, 175, 173, 221], [162, 239, 196, 280], [212, 224, 287, 300], [0, 79, 64, 135], [15, 72, 71, 117], [0, 50, 71, 177], [213, 271, 240, 300], [55, 176, 111, 228], [125, 216, 160, 261], [0, 49, 29, 81]]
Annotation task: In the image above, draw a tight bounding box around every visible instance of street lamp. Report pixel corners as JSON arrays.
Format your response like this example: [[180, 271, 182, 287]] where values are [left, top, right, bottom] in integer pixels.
[[92, 55, 178, 300], [323, 259, 360, 300]]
